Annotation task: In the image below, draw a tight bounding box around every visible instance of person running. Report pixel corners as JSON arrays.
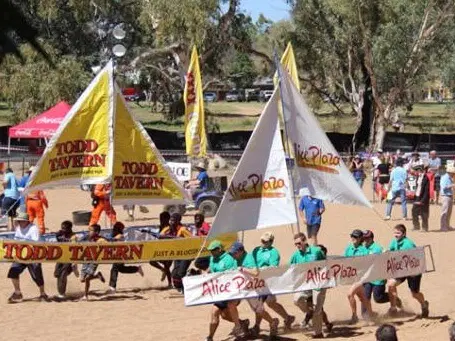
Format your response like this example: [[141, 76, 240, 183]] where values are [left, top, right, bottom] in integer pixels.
[[386, 224, 429, 318], [290, 232, 327, 339], [229, 241, 279, 338], [54, 220, 79, 300], [440, 164, 455, 231], [411, 164, 430, 231], [298, 187, 325, 245], [193, 213, 212, 272], [89, 184, 116, 225], [344, 229, 376, 324], [80, 224, 106, 300], [7, 212, 50, 303], [205, 240, 248, 341], [251, 232, 295, 331], [362, 230, 402, 312], [107, 222, 144, 294], [2, 167, 20, 230], [149, 211, 173, 286], [385, 158, 408, 221], [26, 187, 48, 235]]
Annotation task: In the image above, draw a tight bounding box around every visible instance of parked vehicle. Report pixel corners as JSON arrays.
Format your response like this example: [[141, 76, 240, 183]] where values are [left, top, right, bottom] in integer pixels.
[[245, 89, 260, 102], [225, 90, 245, 102], [203, 92, 217, 102], [259, 90, 274, 102], [122, 88, 146, 102]]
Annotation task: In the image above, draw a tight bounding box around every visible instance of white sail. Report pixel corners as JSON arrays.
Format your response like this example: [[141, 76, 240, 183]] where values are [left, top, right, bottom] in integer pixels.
[[208, 90, 297, 236], [278, 64, 372, 208]]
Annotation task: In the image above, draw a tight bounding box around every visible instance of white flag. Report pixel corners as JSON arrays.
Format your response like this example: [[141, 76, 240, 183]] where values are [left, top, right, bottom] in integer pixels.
[[208, 90, 297, 237], [279, 65, 372, 208]]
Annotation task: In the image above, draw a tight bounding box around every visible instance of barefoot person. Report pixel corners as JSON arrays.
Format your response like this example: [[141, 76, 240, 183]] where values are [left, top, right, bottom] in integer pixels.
[[80, 224, 106, 300], [229, 241, 279, 338], [290, 232, 327, 339], [7, 212, 49, 303], [149, 211, 172, 286], [107, 222, 144, 294], [205, 240, 248, 341], [54, 220, 79, 300], [387, 224, 429, 317], [252, 232, 295, 331], [344, 229, 376, 324]]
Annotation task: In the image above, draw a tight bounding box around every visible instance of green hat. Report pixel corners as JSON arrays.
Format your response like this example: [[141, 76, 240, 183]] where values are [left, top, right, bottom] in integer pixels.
[[207, 240, 223, 251]]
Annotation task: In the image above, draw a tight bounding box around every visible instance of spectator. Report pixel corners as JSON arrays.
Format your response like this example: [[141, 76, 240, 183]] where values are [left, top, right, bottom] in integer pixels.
[[2, 167, 20, 230], [7, 212, 49, 303], [385, 158, 408, 221], [412, 164, 430, 231], [229, 241, 279, 338], [349, 155, 365, 188], [427, 150, 441, 204], [374, 155, 392, 202], [251, 232, 295, 332], [290, 232, 327, 339], [375, 324, 398, 341], [298, 187, 325, 245], [17, 166, 33, 212], [387, 224, 429, 318], [440, 165, 455, 231], [406, 152, 423, 172]]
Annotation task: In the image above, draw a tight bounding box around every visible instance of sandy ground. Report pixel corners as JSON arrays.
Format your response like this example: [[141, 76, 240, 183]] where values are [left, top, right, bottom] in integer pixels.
[[0, 180, 454, 341]]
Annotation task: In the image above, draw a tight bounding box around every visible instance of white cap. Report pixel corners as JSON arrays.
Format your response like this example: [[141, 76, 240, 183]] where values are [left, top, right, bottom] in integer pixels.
[[299, 187, 311, 197]]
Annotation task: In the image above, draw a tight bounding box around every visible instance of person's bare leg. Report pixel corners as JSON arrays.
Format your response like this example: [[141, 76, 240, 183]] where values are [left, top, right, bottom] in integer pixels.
[[267, 300, 290, 319], [356, 288, 374, 318], [347, 287, 358, 321], [11, 278, 21, 294], [208, 306, 221, 338], [387, 279, 399, 308]]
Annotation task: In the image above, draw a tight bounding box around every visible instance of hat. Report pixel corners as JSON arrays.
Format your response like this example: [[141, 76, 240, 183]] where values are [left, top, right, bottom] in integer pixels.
[[14, 212, 30, 222], [207, 240, 223, 251], [261, 232, 274, 242], [363, 230, 374, 239], [447, 165, 455, 174], [350, 229, 363, 238], [195, 162, 206, 170], [229, 241, 245, 254], [299, 187, 311, 197]]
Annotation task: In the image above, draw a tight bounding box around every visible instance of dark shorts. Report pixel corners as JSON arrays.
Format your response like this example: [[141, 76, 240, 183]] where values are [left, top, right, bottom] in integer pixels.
[[396, 275, 422, 293], [306, 224, 321, 238], [7, 263, 44, 286], [2, 197, 20, 217], [214, 299, 240, 310], [81, 263, 98, 281]]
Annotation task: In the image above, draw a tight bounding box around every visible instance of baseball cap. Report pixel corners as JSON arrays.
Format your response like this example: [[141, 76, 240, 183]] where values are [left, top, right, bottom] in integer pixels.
[[261, 232, 274, 243], [207, 240, 222, 251], [229, 241, 245, 254], [299, 187, 311, 197], [363, 230, 374, 239], [350, 229, 363, 238]]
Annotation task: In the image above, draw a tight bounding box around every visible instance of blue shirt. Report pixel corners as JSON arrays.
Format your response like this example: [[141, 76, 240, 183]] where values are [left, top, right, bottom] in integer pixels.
[[440, 173, 453, 196], [3, 172, 19, 199], [197, 171, 209, 191], [18, 174, 30, 205], [390, 166, 407, 192], [298, 196, 324, 225]]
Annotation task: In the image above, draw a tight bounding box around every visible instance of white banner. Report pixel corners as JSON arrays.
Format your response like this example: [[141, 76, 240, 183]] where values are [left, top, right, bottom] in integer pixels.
[[183, 247, 427, 306], [208, 90, 297, 236], [167, 162, 191, 182], [278, 65, 372, 208]]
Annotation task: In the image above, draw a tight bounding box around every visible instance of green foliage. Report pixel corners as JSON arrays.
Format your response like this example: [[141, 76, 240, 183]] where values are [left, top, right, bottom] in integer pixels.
[[228, 52, 257, 88], [0, 44, 91, 123]]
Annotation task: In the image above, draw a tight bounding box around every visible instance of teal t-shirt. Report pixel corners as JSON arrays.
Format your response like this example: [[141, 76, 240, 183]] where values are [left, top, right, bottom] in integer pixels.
[[236, 252, 257, 269], [252, 246, 280, 268], [389, 236, 416, 251], [365, 242, 386, 286], [289, 245, 325, 265], [209, 251, 237, 273], [344, 243, 368, 257]]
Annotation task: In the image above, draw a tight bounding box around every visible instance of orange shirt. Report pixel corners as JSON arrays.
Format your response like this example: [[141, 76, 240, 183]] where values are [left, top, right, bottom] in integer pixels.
[[160, 225, 192, 238], [27, 190, 48, 207]]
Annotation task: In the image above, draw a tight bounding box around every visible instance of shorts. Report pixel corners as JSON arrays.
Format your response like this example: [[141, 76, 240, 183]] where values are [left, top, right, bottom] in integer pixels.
[[7, 263, 44, 286], [247, 297, 264, 313], [2, 197, 20, 217], [81, 263, 98, 281], [306, 224, 320, 238], [214, 299, 240, 311], [259, 295, 277, 303], [395, 275, 422, 293], [294, 290, 313, 303]]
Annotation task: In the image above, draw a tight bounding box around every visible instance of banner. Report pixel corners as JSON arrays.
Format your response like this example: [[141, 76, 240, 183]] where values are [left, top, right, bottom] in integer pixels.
[[278, 64, 372, 208], [27, 62, 113, 190], [208, 90, 297, 237], [184, 46, 207, 157], [167, 162, 191, 182], [112, 88, 186, 205], [183, 247, 427, 306], [0, 233, 237, 264]]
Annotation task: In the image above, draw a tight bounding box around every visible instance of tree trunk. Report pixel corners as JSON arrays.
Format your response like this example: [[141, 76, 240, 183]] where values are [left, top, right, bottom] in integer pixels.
[[369, 107, 387, 151]]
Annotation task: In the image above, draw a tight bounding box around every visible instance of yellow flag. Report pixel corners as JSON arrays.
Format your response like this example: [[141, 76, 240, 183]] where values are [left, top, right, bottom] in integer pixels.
[[27, 63, 113, 190], [184, 46, 207, 157], [112, 89, 186, 205]]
